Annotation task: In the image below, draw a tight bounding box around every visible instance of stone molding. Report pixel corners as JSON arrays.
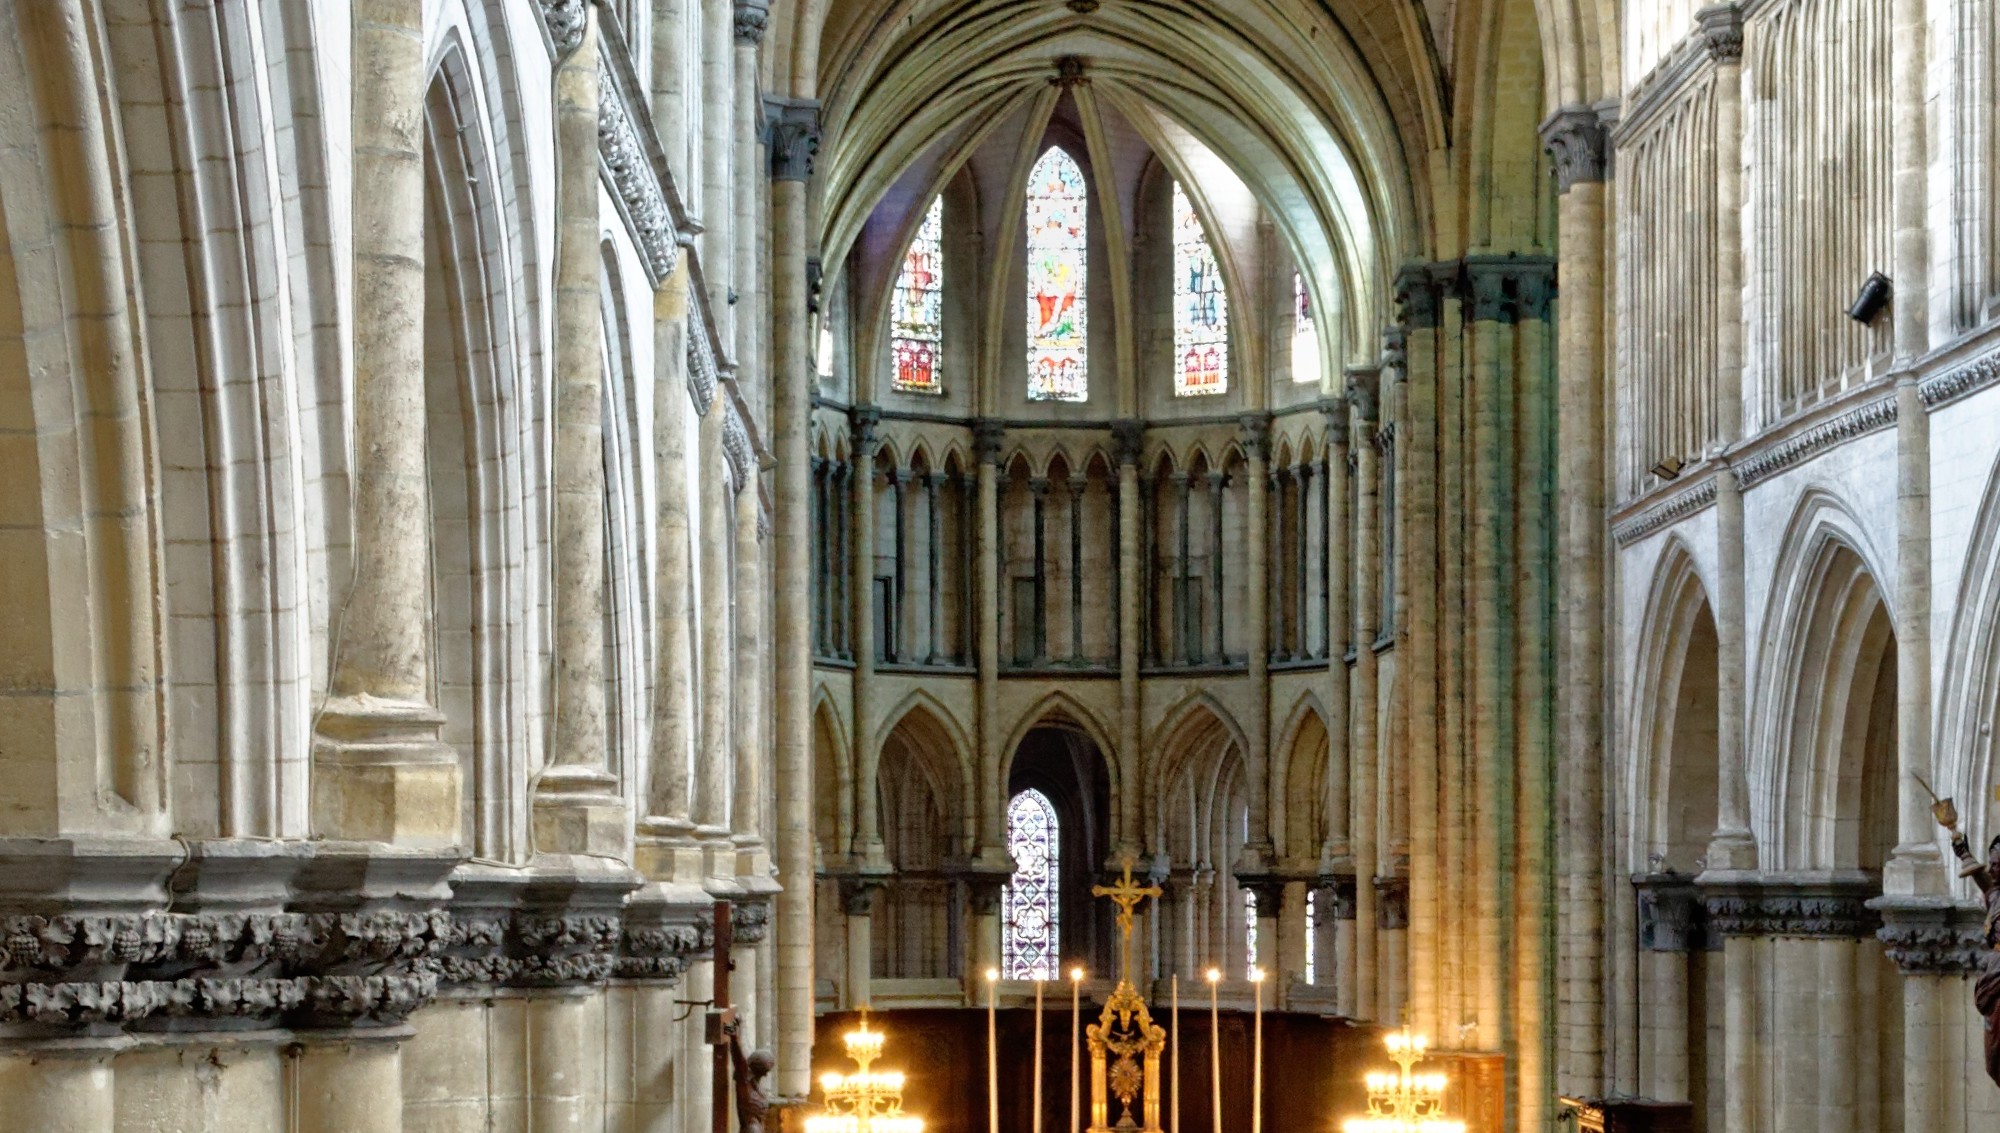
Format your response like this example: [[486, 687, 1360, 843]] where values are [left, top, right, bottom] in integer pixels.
[[599, 56, 681, 284], [1920, 348, 2000, 408], [1700, 873, 1880, 939], [1732, 394, 1897, 489], [724, 395, 756, 488], [764, 97, 821, 183], [1540, 106, 1611, 192], [1611, 476, 1718, 547], [1633, 873, 1709, 952], [689, 315, 720, 413], [1871, 898, 1992, 975]]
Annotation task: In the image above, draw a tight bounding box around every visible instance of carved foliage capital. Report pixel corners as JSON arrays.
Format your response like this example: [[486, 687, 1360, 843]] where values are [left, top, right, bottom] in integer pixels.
[[764, 97, 822, 183], [1697, 5, 1744, 61], [1540, 106, 1610, 193]]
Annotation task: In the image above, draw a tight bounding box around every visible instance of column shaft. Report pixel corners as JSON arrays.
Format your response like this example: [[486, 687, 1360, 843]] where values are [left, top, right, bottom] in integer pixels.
[[734, 482, 766, 851], [1117, 452, 1142, 854], [1208, 472, 1226, 663], [1069, 476, 1086, 662], [928, 474, 944, 663], [647, 279, 698, 836], [1349, 403, 1379, 1021], [694, 406, 733, 836], [1173, 473, 1191, 665], [850, 429, 881, 856]]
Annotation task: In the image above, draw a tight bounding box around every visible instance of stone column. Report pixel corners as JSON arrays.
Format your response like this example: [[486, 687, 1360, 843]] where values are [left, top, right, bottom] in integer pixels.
[[849, 408, 884, 860], [1393, 268, 1439, 1041], [735, 480, 769, 866], [640, 263, 701, 868], [314, 0, 459, 846], [701, 0, 733, 329], [961, 471, 978, 665], [1345, 384, 1379, 1022], [841, 879, 881, 1008], [1030, 477, 1050, 660], [973, 422, 1012, 893], [1542, 105, 1610, 1093], [1294, 462, 1314, 658], [1171, 471, 1191, 665], [889, 468, 910, 663], [535, 8, 627, 856], [694, 399, 734, 840], [1241, 414, 1274, 866], [1275, 880, 1309, 1000], [1114, 421, 1144, 855], [813, 459, 831, 652], [1633, 876, 1702, 1101], [1333, 878, 1358, 1019], [1710, 466, 1754, 868], [1207, 470, 1227, 663], [0, 1050, 111, 1133], [1068, 473, 1087, 662], [928, 472, 945, 663], [766, 93, 820, 1099], [834, 460, 853, 659], [295, 1038, 405, 1133]]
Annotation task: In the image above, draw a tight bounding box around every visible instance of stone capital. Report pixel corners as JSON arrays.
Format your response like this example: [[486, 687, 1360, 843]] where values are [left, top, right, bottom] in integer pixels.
[[1345, 369, 1381, 423], [1870, 897, 1992, 975], [1111, 419, 1145, 466], [537, 0, 587, 57], [1696, 5, 1744, 62], [1237, 413, 1271, 462], [1373, 875, 1409, 930], [973, 418, 1007, 465], [848, 404, 882, 456], [1539, 105, 1610, 193], [733, 0, 770, 43], [1633, 872, 1708, 953], [1393, 264, 1444, 330], [763, 96, 821, 182]]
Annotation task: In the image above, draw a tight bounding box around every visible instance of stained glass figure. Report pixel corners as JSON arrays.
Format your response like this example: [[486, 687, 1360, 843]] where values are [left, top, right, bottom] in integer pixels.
[[892, 197, 944, 393], [1292, 271, 1320, 384], [1172, 183, 1228, 396], [1002, 788, 1061, 978], [1026, 148, 1088, 402]]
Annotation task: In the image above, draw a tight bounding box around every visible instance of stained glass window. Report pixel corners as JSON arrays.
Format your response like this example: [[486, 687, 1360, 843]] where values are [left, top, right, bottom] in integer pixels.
[[1002, 788, 1061, 978], [1172, 183, 1228, 396], [1026, 147, 1088, 402], [1291, 272, 1319, 384], [892, 197, 944, 393]]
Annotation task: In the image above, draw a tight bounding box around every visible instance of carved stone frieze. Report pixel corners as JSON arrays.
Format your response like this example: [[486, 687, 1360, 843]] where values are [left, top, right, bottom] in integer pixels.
[[732, 900, 772, 946], [1612, 477, 1719, 547], [724, 397, 757, 489], [1921, 349, 2000, 408], [1732, 395, 1897, 488], [599, 63, 680, 283], [689, 320, 719, 414], [537, 0, 587, 57], [1701, 875, 1879, 939], [1872, 899, 1992, 975]]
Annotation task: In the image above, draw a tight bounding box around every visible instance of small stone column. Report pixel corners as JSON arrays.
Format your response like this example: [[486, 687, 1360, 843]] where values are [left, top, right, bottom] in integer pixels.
[[1375, 875, 1408, 1023], [313, 0, 459, 847], [1207, 470, 1227, 663], [840, 878, 882, 1009], [928, 471, 946, 663], [1345, 382, 1380, 1022], [849, 407, 884, 861], [535, 6, 627, 856], [734, 477, 769, 867], [1294, 461, 1315, 657], [1391, 268, 1438, 1041], [1240, 414, 1274, 869], [1030, 476, 1050, 661], [1068, 473, 1087, 662], [1170, 471, 1191, 664], [973, 421, 1007, 862], [0, 1050, 111, 1133], [693, 398, 734, 842], [1332, 877, 1358, 1019], [643, 270, 700, 859], [889, 467, 910, 663], [1114, 421, 1144, 854], [295, 1037, 406, 1133], [1633, 874, 1703, 1101], [766, 93, 820, 1100]]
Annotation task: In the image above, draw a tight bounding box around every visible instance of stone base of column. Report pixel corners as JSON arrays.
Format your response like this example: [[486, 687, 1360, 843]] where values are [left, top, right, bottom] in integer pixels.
[[1882, 843, 1947, 897], [532, 766, 630, 857], [634, 821, 710, 885], [312, 695, 461, 847], [1703, 829, 1758, 873]]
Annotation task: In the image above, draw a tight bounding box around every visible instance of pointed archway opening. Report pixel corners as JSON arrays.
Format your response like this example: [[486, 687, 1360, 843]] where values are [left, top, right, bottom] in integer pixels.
[[1007, 725, 1114, 976]]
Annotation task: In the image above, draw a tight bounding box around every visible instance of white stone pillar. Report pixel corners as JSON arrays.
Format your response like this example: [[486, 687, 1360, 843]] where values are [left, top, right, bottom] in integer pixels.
[[642, 270, 700, 861], [314, 0, 460, 847], [295, 1038, 405, 1133], [694, 400, 734, 841], [1542, 106, 1610, 1093], [766, 95, 820, 1100], [0, 1050, 111, 1133]]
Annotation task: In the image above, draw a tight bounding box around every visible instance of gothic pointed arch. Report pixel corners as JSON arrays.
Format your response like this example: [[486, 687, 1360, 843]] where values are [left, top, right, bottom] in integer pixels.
[[1624, 538, 1721, 873], [1938, 455, 2000, 868]]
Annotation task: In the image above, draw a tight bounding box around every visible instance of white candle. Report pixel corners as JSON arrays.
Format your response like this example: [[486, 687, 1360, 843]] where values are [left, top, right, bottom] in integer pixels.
[[1070, 966, 1084, 1133], [1206, 968, 1221, 1133], [988, 968, 1001, 1133], [1034, 978, 1045, 1133], [1170, 975, 1180, 1133], [1249, 968, 1265, 1133]]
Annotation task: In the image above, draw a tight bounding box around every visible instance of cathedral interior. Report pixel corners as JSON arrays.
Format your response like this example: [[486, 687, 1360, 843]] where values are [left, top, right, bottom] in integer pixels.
[[1, 0, 1998, 1131]]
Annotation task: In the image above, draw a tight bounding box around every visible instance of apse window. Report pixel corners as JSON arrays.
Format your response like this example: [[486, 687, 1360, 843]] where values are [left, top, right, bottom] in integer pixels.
[[1172, 182, 1227, 396], [891, 196, 944, 394], [1001, 788, 1061, 978], [1026, 147, 1089, 402], [1244, 886, 1259, 977], [1291, 272, 1319, 384]]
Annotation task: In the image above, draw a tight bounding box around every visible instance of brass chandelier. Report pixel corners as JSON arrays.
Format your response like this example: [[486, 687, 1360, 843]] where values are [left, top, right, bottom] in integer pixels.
[[805, 1013, 925, 1133]]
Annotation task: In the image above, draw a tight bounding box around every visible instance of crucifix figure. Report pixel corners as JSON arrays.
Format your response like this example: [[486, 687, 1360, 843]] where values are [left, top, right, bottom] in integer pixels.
[[1092, 852, 1162, 983]]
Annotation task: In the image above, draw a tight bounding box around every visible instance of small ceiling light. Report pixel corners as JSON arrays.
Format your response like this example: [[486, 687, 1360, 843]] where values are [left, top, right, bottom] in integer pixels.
[[1650, 455, 1687, 481], [1848, 271, 1891, 324]]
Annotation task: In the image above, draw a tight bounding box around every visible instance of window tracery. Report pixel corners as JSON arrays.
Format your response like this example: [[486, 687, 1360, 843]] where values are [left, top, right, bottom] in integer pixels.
[[891, 196, 944, 394], [1172, 183, 1228, 396], [1001, 788, 1061, 978], [1026, 148, 1089, 402]]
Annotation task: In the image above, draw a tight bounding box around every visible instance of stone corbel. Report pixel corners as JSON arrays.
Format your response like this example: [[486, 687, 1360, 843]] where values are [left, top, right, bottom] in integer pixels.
[[1696, 4, 1744, 63], [617, 891, 711, 981], [1870, 897, 1992, 976], [764, 97, 822, 183], [1344, 369, 1381, 424], [1372, 875, 1410, 931]]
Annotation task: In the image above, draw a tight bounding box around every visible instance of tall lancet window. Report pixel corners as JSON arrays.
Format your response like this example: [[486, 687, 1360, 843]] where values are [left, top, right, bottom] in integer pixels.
[[1291, 272, 1320, 384], [1172, 182, 1228, 396], [1001, 788, 1061, 978], [891, 196, 944, 394], [1026, 147, 1088, 402]]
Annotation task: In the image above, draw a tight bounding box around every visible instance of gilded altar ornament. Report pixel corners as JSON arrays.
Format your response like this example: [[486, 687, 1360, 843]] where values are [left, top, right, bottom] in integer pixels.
[[1341, 1031, 1465, 1133], [1086, 855, 1166, 1133], [805, 1013, 925, 1133]]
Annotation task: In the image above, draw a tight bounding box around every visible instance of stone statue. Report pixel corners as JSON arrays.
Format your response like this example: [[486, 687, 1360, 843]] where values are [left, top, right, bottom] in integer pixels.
[[727, 1021, 775, 1133], [1933, 797, 2000, 1086]]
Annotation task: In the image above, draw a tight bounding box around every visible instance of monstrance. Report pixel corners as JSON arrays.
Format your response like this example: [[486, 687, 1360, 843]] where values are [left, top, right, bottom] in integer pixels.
[[1086, 854, 1166, 1133]]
